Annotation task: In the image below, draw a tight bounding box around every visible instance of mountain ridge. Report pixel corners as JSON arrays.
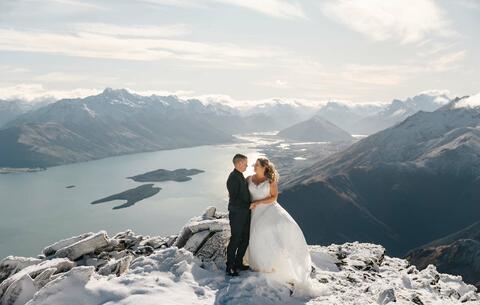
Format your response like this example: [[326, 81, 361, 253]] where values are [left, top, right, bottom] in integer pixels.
[[279, 96, 480, 260]]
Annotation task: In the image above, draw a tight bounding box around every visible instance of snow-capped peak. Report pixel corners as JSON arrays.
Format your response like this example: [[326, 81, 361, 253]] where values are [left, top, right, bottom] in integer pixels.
[[454, 93, 480, 109]]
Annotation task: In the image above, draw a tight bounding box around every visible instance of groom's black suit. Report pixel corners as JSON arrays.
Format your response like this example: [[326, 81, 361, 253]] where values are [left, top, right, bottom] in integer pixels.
[[226, 168, 251, 269]]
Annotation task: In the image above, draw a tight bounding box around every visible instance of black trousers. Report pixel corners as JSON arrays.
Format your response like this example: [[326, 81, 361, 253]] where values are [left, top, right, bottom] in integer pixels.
[[226, 208, 251, 268]]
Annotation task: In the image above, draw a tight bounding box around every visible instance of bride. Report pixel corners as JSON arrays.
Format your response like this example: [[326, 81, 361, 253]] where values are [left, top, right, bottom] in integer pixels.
[[246, 157, 312, 288]]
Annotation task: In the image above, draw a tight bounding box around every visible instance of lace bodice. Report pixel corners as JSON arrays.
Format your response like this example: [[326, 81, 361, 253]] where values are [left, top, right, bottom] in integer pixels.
[[247, 176, 271, 201]]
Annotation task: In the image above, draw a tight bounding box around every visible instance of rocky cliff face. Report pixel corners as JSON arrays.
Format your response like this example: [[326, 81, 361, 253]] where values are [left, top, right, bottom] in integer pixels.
[[0, 207, 478, 305]]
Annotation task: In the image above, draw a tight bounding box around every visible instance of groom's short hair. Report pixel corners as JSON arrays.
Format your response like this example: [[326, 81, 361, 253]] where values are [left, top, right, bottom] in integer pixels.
[[232, 153, 247, 164]]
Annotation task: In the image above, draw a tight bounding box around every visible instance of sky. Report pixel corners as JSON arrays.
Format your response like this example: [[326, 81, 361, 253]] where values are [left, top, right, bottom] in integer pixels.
[[0, 0, 478, 105]]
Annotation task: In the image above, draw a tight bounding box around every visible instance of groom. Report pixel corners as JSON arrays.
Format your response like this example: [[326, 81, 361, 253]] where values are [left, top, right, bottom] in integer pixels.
[[225, 153, 251, 276]]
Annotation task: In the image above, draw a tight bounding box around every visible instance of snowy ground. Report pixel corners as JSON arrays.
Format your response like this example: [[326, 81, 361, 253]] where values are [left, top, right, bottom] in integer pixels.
[[20, 243, 478, 305], [1, 208, 478, 305]]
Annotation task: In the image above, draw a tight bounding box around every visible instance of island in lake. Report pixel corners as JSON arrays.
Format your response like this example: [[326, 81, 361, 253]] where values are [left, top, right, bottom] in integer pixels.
[[0, 167, 46, 174], [128, 168, 205, 182], [90, 168, 204, 210], [91, 184, 161, 210]]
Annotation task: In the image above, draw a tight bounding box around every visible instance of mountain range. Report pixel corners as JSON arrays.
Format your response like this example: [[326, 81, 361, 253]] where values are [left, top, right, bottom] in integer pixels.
[[349, 92, 452, 134], [279, 95, 480, 258], [0, 88, 239, 168], [0, 89, 460, 170], [316, 92, 452, 135]]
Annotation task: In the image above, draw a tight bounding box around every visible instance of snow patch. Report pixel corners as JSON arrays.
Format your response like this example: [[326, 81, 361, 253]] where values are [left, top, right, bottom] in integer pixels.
[[454, 93, 480, 109]]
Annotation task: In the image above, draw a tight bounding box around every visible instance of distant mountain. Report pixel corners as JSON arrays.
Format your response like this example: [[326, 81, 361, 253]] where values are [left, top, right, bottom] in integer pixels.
[[0, 88, 236, 168], [315, 101, 384, 134], [242, 100, 321, 130], [0, 99, 50, 128], [0, 99, 24, 127], [405, 221, 480, 288], [279, 95, 480, 256], [277, 115, 353, 142], [350, 92, 452, 135]]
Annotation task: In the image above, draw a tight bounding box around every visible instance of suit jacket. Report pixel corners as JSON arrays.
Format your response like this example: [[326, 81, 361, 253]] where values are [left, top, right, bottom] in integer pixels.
[[227, 168, 251, 211]]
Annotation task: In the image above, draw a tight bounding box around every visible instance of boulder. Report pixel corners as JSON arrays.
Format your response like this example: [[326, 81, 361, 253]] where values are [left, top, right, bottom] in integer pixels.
[[1, 273, 36, 305], [378, 288, 396, 304], [0, 257, 43, 284], [174, 208, 230, 269], [42, 233, 94, 257], [98, 255, 134, 276], [55, 231, 109, 261], [0, 258, 74, 301]]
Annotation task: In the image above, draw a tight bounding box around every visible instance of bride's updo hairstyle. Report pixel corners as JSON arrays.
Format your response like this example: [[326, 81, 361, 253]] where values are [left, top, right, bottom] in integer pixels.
[[257, 157, 279, 183]]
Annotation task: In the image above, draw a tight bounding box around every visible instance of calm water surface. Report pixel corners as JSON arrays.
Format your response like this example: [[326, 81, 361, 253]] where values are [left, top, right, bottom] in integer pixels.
[[0, 142, 263, 258]]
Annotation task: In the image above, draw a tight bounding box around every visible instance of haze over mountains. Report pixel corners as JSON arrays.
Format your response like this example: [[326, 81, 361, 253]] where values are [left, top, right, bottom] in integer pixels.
[[0, 99, 51, 128], [316, 91, 452, 135], [0, 89, 459, 169], [279, 95, 480, 261]]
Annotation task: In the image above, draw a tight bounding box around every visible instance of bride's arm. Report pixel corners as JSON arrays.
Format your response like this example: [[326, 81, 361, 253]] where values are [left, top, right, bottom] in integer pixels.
[[250, 181, 278, 208]]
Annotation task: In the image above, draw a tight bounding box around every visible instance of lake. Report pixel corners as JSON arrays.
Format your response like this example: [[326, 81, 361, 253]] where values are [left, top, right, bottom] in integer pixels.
[[0, 141, 263, 259]]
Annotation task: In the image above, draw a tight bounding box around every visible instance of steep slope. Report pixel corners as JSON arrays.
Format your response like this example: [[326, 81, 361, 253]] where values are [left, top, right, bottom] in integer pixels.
[[0, 208, 478, 305], [277, 115, 354, 142], [0, 88, 234, 168], [279, 96, 480, 258], [351, 91, 451, 134], [405, 220, 480, 288]]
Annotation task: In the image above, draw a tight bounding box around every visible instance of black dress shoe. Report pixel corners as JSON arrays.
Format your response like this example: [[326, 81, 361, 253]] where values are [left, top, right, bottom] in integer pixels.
[[235, 264, 250, 271], [226, 266, 239, 276]]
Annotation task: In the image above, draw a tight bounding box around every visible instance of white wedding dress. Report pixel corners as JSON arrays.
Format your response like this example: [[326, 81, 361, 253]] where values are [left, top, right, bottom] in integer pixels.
[[246, 176, 312, 286]]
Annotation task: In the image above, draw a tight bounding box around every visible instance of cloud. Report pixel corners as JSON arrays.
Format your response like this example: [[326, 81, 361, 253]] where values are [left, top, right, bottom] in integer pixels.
[[320, 0, 453, 44], [457, 0, 480, 10], [426, 50, 466, 72], [0, 83, 100, 101], [340, 50, 466, 86], [73, 23, 191, 38], [33, 72, 117, 84], [26, 0, 105, 11], [138, 0, 306, 19], [215, 0, 306, 19], [0, 65, 30, 74], [454, 92, 480, 108], [0, 26, 284, 66]]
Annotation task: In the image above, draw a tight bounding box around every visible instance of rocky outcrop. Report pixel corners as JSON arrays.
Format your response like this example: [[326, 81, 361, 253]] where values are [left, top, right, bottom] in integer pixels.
[[0, 207, 478, 305], [0, 206, 227, 305]]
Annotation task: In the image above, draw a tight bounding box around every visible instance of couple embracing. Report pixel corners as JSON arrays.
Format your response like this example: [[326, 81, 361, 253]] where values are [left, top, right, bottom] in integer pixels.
[[225, 154, 312, 290]]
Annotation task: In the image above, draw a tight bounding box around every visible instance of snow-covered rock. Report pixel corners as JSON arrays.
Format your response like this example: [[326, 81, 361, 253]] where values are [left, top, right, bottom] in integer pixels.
[[0, 207, 478, 305]]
